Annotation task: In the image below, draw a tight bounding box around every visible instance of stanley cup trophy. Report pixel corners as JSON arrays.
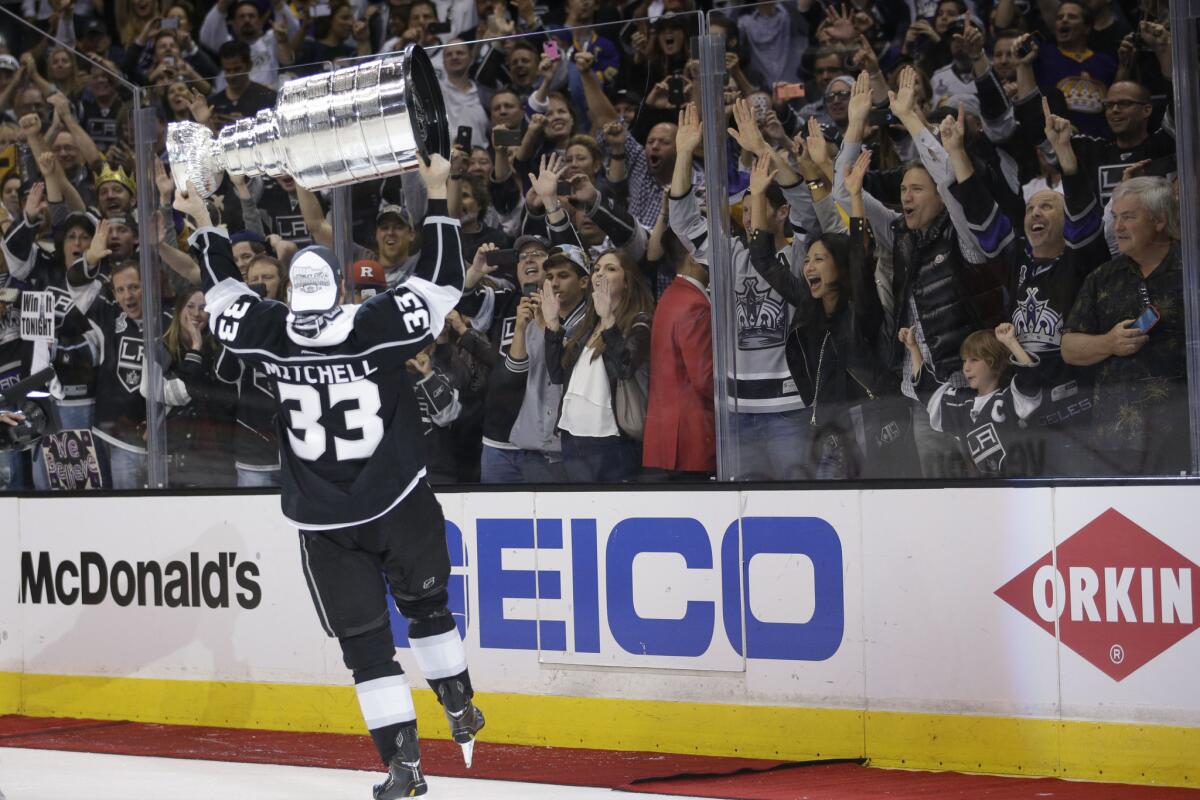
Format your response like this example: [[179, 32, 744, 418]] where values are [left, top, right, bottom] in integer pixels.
[[166, 44, 449, 197]]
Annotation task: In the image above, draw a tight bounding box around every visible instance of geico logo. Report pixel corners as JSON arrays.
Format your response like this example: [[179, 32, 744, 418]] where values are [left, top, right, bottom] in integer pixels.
[[19, 551, 262, 610], [391, 516, 846, 662], [1031, 565, 1194, 624]]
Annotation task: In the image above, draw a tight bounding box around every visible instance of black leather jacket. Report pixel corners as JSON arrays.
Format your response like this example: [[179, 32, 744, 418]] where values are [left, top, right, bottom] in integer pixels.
[[749, 219, 896, 424]]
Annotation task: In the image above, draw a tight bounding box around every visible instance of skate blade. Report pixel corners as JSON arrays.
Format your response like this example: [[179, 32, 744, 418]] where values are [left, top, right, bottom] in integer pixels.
[[459, 738, 475, 768]]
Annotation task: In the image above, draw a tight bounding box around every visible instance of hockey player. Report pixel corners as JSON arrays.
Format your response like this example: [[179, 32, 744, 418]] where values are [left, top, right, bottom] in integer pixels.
[[174, 154, 483, 799]]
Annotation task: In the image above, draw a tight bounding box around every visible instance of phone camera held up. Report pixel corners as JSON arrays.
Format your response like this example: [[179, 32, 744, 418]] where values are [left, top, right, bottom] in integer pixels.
[[455, 126, 472, 151]]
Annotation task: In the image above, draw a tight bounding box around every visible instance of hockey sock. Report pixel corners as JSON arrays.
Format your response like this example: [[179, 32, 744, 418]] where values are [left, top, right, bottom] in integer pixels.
[[354, 670, 416, 765], [408, 628, 469, 690]]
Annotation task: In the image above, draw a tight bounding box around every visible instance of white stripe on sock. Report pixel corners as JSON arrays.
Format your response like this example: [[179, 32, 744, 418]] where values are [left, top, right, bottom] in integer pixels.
[[356, 674, 416, 730], [408, 629, 468, 680]]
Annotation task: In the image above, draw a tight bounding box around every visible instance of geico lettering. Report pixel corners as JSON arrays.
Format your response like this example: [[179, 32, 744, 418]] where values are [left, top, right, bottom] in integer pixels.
[[1031, 565, 1193, 624], [19, 551, 262, 609], [457, 516, 845, 662]]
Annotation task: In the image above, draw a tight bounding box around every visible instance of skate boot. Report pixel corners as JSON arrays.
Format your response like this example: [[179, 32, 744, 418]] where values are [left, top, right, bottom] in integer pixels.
[[437, 678, 485, 768], [372, 723, 427, 799]]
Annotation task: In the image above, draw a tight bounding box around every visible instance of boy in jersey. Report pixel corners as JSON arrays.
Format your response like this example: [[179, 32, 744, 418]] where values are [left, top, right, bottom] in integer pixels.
[[174, 154, 482, 800]]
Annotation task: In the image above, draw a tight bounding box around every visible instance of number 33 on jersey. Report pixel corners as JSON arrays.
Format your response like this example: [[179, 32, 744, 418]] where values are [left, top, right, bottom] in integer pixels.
[[187, 207, 464, 529]]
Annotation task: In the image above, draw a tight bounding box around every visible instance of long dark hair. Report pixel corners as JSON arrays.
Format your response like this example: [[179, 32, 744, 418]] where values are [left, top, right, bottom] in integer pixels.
[[563, 249, 654, 369], [795, 233, 852, 328]]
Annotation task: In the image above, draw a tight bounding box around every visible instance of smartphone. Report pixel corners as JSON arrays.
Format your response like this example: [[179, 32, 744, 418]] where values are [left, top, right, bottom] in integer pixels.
[[774, 82, 805, 103], [427, 20, 452, 34], [868, 107, 897, 127], [455, 125, 472, 151], [748, 92, 771, 122], [556, 179, 573, 196], [543, 39, 559, 60], [248, 282, 268, 298], [492, 127, 522, 147], [668, 75, 685, 107], [1014, 31, 1043, 59], [946, 15, 967, 37], [485, 249, 519, 268], [521, 282, 540, 297], [160, 17, 179, 29], [1132, 305, 1161, 332]]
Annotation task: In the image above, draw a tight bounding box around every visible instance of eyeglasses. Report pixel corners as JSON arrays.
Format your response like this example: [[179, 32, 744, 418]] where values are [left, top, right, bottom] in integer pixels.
[[1102, 99, 1151, 111], [825, 90, 851, 100]]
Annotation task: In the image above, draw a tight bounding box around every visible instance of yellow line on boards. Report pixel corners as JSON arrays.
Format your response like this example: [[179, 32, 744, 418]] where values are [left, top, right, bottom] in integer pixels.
[[1, 673, 1195, 788]]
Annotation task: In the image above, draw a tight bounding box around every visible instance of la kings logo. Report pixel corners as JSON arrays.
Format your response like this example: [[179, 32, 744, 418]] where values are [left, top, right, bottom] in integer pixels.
[[117, 333, 144, 393], [735, 276, 786, 350], [20, 551, 262, 609], [1013, 288, 1062, 353], [996, 509, 1198, 681]]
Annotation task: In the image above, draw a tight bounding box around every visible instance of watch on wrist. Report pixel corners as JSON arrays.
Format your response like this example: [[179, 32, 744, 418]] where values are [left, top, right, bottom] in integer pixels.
[[807, 178, 828, 191], [609, 151, 626, 160]]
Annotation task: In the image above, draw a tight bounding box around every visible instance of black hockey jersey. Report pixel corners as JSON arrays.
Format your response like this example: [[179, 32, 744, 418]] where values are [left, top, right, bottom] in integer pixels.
[[88, 298, 170, 452], [912, 361, 1044, 478], [193, 201, 464, 529], [215, 348, 281, 471]]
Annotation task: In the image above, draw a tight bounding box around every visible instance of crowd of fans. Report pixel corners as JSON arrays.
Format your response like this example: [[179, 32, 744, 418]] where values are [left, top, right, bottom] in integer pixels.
[[0, 0, 1188, 490]]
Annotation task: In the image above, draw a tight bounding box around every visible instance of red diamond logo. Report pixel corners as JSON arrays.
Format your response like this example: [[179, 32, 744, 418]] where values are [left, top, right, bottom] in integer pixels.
[[996, 508, 1200, 681]]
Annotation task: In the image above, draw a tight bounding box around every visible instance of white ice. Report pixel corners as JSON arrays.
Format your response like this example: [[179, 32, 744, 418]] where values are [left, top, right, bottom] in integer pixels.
[[0, 747, 714, 800]]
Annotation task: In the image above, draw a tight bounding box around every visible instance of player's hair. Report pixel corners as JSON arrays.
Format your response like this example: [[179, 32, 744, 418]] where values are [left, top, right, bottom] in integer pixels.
[[960, 330, 1012, 383]]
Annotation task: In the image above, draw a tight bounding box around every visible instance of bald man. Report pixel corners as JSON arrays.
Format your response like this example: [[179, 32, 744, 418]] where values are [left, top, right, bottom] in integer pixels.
[[948, 111, 1115, 475], [1064, 80, 1176, 203]]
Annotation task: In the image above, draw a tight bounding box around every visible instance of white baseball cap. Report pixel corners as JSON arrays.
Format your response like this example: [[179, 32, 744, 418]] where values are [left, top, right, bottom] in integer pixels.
[[288, 245, 341, 313]]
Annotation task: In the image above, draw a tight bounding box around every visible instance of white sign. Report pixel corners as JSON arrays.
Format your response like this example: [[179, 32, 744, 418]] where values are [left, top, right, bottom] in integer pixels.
[[19, 291, 54, 343]]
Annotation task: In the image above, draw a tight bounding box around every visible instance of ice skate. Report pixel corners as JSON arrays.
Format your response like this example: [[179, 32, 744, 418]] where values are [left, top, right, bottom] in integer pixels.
[[373, 723, 427, 798], [437, 679, 485, 768]]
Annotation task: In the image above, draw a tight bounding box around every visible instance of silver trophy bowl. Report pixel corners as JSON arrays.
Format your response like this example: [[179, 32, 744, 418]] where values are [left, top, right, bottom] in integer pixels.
[[167, 45, 448, 197]]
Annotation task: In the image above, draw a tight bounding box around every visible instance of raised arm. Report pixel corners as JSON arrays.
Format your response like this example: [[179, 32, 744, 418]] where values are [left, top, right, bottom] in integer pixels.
[[47, 93, 103, 170]]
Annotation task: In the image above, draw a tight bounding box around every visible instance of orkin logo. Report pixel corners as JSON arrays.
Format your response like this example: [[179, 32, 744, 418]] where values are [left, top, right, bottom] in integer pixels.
[[996, 508, 1198, 681]]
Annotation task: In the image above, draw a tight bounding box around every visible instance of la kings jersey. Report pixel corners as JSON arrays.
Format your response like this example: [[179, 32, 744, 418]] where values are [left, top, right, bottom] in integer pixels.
[[193, 203, 464, 529]]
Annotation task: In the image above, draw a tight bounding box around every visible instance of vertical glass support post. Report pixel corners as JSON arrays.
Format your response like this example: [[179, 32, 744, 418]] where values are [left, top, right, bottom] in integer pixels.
[[1169, 0, 1200, 475], [330, 186, 354, 290], [133, 100, 168, 489], [696, 31, 740, 481]]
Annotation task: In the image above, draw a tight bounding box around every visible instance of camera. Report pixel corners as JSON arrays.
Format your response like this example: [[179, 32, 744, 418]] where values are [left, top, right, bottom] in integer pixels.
[[0, 367, 59, 451]]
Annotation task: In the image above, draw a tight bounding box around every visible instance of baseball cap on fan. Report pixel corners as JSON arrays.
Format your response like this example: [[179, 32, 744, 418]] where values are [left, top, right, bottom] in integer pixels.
[[288, 245, 342, 313]]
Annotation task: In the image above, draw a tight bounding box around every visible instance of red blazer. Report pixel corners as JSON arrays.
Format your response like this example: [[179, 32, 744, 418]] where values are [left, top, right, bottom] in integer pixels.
[[642, 276, 715, 472]]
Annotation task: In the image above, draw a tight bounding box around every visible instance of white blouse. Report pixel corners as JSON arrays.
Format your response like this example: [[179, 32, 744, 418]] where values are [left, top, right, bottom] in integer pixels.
[[559, 343, 619, 438]]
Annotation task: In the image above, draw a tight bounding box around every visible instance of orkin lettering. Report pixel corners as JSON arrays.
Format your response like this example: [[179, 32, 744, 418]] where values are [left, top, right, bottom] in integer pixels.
[[263, 360, 379, 384], [1030, 564, 1193, 624], [997, 508, 1200, 681]]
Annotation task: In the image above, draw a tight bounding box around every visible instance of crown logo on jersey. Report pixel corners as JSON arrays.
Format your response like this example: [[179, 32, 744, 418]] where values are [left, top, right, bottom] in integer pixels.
[[736, 276, 786, 350], [1014, 288, 1062, 352], [1058, 74, 1104, 115], [96, 163, 136, 194]]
